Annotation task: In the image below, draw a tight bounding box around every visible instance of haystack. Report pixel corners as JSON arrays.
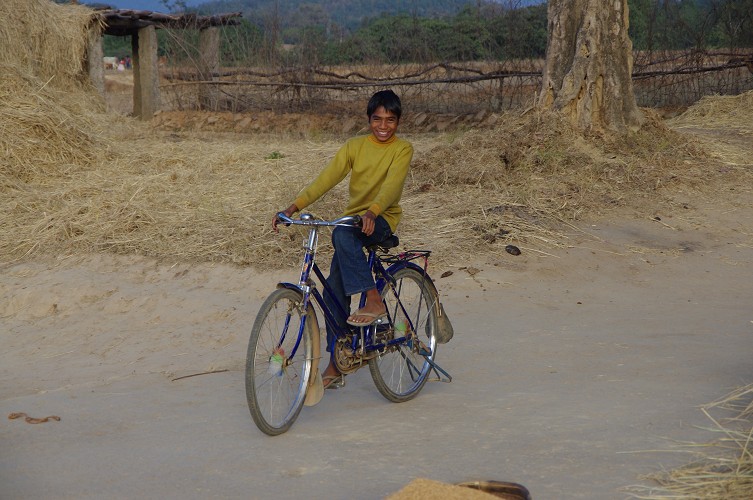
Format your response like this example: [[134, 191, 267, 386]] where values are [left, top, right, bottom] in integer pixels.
[[0, 0, 97, 86], [0, 0, 105, 181]]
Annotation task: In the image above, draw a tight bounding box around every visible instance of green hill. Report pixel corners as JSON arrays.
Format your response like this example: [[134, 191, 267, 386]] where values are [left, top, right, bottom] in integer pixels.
[[194, 0, 544, 32]]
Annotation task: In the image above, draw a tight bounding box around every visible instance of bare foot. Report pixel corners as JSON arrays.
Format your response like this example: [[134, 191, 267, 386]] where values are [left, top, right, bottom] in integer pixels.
[[322, 362, 339, 379]]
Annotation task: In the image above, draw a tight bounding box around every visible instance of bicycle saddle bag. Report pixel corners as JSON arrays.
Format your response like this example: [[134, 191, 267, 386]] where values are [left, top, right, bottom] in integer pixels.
[[434, 301, 454, 344]]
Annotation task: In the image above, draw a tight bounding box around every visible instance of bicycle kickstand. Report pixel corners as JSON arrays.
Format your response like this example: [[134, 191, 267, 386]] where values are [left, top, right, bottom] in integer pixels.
[[423, 354, 452, 383]]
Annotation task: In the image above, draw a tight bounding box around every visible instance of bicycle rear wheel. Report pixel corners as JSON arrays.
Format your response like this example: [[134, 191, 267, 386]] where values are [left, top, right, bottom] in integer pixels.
[[369, 267, 439, 402], [245, 288, 313, 435]]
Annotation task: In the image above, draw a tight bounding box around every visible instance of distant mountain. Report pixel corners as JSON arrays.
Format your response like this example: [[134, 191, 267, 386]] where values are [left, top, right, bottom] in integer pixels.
[[89, 0, 544, 17], [88, 1, 205, 12], [192, 0, 546, 31]]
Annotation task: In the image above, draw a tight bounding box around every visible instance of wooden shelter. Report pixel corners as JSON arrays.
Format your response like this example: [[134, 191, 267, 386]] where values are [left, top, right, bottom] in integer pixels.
[[88, 9, 241, 119]]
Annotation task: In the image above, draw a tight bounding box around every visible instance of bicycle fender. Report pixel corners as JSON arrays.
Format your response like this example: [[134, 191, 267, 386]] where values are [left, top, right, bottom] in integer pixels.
[[379, 261, 440, 296], [276, 282, 303, 292], [304, 302, 323, 406], [377, 262, 421, 291], [273, 283, 320, 328], [385, 260, 424, 275], [273, 283, 324, 406]]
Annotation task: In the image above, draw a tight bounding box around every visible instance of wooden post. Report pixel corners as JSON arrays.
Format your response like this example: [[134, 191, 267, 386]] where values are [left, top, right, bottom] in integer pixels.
[[199, 26, 220, 111], [87, 29, 105, 96], [132, 25, 161, 119]]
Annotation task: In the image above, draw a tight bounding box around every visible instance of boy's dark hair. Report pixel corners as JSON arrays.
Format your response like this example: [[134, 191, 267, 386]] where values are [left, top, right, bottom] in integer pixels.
[[367, 90, 402, 120]]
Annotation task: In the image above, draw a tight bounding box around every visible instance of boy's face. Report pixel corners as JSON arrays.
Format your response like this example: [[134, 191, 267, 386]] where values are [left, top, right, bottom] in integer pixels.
[[369, 106, 399, 142]]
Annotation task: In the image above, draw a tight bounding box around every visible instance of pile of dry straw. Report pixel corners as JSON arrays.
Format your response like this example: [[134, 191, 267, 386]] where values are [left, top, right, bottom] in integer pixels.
[[1, 0, 749, 270], [627, 383, 753, 499], [667, 91, 753, 167]]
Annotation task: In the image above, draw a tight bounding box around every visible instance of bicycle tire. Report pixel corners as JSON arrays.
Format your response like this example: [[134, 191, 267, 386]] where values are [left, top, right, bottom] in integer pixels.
[[245, 288, 313, 435], [369, 267, 439, 402]]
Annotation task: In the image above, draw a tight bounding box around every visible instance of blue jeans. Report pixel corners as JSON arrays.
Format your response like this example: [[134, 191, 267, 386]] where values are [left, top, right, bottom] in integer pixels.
[[323, 215, 392, 353]]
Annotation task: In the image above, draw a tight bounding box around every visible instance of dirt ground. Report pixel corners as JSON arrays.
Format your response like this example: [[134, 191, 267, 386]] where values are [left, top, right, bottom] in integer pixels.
[[2, 120, 753, 499]]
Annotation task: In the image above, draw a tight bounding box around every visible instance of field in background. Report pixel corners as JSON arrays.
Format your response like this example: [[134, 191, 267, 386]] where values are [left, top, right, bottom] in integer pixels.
[[103, 49, 753, 134]]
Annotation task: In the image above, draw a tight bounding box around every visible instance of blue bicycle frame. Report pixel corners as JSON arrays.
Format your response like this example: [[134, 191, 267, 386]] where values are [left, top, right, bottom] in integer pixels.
[[274, 212, 430, 362], [246, 212, 452, 435]]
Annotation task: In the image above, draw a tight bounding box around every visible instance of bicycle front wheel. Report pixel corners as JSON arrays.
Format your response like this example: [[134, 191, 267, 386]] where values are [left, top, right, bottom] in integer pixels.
[[369, 267, 439, 402], [245, 288, 313, 435]]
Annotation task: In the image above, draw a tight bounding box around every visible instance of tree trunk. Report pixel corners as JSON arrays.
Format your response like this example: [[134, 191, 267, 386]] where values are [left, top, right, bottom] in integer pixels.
[[538, 0, 644, 134]]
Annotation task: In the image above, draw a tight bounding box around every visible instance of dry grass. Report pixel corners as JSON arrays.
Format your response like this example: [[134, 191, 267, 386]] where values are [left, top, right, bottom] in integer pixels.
[[669, 91, 753, 131], [2, 0, 751, 270], [667, 91, 753, 168], [0, 101, 725, 268], [626, 384, 753, 499], [403, 107, 716, 257]]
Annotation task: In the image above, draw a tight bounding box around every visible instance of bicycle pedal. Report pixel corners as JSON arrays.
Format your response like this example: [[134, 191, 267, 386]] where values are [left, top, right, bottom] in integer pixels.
[[410, 336, 431, 355], [417, 341, 432, 356], [323, 375, 345, 390]]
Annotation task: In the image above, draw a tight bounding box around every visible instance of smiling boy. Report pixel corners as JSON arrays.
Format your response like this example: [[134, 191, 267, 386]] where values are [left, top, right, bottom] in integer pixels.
[[273, 90, 413, 388]]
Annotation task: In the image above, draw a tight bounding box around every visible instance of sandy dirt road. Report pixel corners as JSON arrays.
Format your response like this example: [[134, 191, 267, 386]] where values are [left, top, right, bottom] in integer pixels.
[[2, 192, 753, 499]]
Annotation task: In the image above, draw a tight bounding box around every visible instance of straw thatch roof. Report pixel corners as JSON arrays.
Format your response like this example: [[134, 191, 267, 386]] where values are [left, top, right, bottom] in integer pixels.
[[95, 9, 241, 36]]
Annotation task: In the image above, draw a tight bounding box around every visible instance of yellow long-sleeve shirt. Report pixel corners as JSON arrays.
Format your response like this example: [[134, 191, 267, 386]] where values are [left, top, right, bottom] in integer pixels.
[[293, 134, 413, 232]]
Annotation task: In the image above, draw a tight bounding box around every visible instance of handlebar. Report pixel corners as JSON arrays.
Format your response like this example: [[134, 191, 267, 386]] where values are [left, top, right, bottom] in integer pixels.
[[275, 212, 362, 228]]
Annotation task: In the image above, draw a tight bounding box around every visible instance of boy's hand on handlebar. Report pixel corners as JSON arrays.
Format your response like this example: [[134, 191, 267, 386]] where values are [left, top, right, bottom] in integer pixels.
[[361, 211, 376, 236], [273, 204, 298, 232]]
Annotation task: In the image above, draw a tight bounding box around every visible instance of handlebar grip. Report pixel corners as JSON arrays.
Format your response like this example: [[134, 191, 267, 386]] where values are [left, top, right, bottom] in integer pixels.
[[276, 212, 292, 226]]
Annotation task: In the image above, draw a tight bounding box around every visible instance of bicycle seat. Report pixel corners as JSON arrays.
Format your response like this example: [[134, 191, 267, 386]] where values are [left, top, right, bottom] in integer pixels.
[[368, 234, 399, 251]]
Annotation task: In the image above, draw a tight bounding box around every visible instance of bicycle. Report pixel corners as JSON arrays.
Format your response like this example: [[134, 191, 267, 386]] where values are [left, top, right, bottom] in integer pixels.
[[245, 212, 451, 435]]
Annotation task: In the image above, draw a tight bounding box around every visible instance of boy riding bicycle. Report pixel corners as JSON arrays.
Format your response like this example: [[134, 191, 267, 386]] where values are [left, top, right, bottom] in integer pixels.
[[272, 89, 413, 389]]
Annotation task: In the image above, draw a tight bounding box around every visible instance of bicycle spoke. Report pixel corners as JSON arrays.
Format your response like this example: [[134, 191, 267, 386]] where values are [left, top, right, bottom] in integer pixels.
[[396, 345, 421, 381], [369, 267, 438, 402], [245, 288, 312, 436]]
